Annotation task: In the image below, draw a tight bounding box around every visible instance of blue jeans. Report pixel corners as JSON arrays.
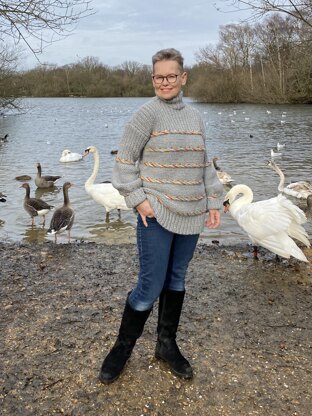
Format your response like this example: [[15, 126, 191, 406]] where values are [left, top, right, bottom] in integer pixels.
[[128, 216, 199, 311]]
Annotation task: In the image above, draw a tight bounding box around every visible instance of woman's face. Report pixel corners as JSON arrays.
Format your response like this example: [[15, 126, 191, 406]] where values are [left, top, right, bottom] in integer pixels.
[[152, 60, 187, 100]]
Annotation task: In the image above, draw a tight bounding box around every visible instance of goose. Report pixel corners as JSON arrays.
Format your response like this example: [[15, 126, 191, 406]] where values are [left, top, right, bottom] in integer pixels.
[[21, 183, 54, 225], [223, 184, 310, 262], [59, 149, 83, 163], [212, 157, 234, 185], [47, 182, 75, 242], [83, 146, 130, 222], [0, 134, 8, 143], [271, 149, 282, 158], [0, 192, 6, 202], [277, 142, 286, 151], [15, 175, 32, 181], [268, 160, 312, 199], [35, 163, 61, 188]]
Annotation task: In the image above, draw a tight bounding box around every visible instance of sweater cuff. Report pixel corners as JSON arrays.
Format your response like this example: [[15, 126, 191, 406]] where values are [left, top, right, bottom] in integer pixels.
[[124, 188, 147, 208], [207, 197, 223, 210]]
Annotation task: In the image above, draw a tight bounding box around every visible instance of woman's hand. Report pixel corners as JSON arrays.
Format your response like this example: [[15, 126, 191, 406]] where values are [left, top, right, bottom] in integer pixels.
[[136, 199, 155, 227], [205, 209, 221, 228]]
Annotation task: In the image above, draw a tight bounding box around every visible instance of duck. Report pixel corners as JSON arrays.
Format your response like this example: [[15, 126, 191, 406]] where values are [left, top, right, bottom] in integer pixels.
[[47, 182, 75, 242], [59, 149, 83, 163], [110, 149, 118, 155], [21, 183, 54, 225], [267, 160, 312, 199], [0, 134, 8, 143], [223, 184, 310, 262], [212, 157, 234, 185], [35, 163, 61, 188], [0, 192, 7, 202], [15, 175, 32, 181], [83, 146, 130, 221]]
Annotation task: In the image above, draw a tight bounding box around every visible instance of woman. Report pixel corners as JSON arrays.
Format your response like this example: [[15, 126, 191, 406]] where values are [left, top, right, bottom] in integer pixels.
[[99, 48, 223, 384]]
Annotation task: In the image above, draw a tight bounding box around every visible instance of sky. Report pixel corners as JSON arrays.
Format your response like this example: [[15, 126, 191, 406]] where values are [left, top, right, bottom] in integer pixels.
[[20, 0, 250, 70]]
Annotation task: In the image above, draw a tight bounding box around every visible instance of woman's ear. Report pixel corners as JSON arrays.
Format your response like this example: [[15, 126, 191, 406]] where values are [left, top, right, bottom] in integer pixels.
[[181, 71, 187, 86]]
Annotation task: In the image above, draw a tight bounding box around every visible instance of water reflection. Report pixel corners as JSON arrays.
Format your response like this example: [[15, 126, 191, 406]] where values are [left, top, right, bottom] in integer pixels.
[[22, 225, 47, 244], [87, 220, 136, 244], [34, 186, 62, 200]]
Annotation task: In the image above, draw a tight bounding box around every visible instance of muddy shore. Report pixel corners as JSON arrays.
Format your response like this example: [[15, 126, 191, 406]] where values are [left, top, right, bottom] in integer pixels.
[[1, 241, 312, 416]]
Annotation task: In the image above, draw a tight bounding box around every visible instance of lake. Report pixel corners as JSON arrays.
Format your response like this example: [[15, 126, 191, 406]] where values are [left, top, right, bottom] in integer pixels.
[[0, 97, 311, 245]]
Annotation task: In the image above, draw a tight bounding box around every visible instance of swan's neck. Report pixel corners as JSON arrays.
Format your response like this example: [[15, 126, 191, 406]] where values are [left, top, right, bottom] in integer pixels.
[[212, 158, 220, 171], [273, 164, 285, 192], [230, 185, 253, 215], [85, 151, 99, 187]]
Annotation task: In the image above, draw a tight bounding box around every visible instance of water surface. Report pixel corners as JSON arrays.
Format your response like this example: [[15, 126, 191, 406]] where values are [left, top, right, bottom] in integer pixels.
[[0, 97, 311, 244]]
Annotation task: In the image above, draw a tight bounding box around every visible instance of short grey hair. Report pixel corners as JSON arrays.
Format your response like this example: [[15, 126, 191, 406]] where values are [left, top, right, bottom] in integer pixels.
[[152, 48, 184, 71]]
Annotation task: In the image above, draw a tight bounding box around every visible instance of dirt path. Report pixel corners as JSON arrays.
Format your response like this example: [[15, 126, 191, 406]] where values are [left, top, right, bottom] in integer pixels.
[[1, 242, 312, 416]]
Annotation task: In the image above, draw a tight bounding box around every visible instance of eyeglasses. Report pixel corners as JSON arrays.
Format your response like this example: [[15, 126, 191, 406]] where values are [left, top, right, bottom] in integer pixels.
[[152, 74, 181, 84]]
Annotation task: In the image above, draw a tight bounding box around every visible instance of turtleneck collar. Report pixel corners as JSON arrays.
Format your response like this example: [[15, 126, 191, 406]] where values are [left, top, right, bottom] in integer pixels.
[[156, 91, 185, 110]]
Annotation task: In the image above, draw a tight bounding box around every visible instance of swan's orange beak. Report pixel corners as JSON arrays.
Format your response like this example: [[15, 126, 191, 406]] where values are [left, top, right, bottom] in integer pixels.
[[223, 200, 230, 213]]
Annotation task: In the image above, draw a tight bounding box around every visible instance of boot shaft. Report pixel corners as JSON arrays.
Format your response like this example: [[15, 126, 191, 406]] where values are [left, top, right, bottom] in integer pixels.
[[119, 298, 152, 342], [157, 290, 185, 339]]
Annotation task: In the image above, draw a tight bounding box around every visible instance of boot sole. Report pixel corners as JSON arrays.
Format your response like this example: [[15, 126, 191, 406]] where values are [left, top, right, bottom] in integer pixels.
[[98, 361, 129, 385], [155, 353, 193, 379], [98, 372, 121, 384]]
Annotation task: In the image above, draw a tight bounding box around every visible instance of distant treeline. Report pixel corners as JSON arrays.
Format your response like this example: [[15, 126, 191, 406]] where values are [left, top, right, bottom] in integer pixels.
[[2, 14, 312, 104]]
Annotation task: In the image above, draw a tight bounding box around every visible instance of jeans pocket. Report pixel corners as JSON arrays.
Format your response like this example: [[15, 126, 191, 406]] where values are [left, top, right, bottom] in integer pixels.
[[146, 216, 157, 223], [137, 215, 157, 224]]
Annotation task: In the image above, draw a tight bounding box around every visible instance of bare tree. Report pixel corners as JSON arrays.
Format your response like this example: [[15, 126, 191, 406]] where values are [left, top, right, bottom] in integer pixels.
[[0, 0, 93, 55], [0, 44, 21, 110], [221, 1, 312, 28]]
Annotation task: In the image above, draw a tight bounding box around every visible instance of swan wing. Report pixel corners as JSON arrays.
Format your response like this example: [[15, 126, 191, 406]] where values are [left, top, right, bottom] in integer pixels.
[[253, 233, 309, 262], [231, 195, 309, 261], [233, 195, 305, 241], [234, 198, 287, 239], [287, 180, 311, 189], [85, 183, 129, 210]]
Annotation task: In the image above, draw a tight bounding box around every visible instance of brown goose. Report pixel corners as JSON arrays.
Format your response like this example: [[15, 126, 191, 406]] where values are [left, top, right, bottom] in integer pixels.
[[0, 192, 7, 202], [21, 183, 54, 225], [47, 182, 75, 243], [35, 162, 61, 188]]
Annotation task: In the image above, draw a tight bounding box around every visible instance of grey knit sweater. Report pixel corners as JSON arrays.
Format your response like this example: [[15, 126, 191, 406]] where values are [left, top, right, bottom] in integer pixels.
[[112, 92, 224, 235]]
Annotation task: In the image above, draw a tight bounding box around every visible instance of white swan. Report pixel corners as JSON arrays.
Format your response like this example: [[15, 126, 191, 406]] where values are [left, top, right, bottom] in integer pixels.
[[271, 149, 282, 158], [268, 160, 312, 199], [59, 149, 83, 163], [83, 146, 131, 221], [223, 184, 310, 262], [212, 157, 234, 185], [277, 142, 286, 151]]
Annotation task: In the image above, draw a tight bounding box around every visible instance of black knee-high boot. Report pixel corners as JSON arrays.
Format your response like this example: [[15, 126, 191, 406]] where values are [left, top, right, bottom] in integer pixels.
[[99, 298, 152, 384], [155, 289, 193, 379]]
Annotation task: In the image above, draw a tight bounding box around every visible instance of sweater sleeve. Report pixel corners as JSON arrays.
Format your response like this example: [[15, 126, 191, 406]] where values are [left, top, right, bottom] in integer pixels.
[[200, 120, 224, 210], [112, 105, 154, 208]]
